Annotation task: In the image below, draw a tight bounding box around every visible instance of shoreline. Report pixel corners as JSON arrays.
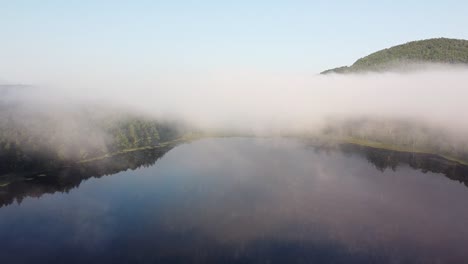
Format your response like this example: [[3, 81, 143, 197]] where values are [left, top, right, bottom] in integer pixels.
[[1, 135, 467, 188], [335, 137, 468, 166]]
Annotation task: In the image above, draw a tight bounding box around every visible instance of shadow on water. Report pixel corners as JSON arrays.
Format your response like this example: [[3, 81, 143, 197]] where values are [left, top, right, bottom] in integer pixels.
[[0, 145, 175, 208]]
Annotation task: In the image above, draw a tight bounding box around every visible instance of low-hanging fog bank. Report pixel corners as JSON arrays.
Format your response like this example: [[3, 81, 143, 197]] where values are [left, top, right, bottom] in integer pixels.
[[50, 65, 468, 134], [1, 64, 468, 164]]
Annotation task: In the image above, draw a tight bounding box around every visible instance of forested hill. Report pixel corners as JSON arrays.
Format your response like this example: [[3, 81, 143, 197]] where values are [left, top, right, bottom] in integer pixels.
[[0, 95, 192, 173], [321, 38, 468, 74]]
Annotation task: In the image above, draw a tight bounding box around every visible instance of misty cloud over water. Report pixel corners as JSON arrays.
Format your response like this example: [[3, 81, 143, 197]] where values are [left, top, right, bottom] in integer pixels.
[[3, 66, 468, 134]]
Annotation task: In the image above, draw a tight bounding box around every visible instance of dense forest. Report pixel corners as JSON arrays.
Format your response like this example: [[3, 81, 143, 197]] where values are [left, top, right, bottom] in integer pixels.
[[321, 38, 468, 74], [0, 98, 190, 173], [319, 118, 468, 165]]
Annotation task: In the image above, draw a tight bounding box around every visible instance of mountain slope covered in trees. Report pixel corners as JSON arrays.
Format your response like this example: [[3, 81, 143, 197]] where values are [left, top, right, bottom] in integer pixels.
[[321, 38, 468, 74]]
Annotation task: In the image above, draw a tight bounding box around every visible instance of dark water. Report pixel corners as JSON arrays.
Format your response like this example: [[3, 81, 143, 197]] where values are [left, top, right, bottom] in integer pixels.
[[1, 138, 468, 264]]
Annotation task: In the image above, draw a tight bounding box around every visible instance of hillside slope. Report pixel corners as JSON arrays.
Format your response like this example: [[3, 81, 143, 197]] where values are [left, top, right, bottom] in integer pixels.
[[321, 38, 468, 74]]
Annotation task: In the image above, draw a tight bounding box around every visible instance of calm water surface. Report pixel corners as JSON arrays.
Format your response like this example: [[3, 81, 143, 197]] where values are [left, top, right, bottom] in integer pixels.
[[1, 138, 468, 263]]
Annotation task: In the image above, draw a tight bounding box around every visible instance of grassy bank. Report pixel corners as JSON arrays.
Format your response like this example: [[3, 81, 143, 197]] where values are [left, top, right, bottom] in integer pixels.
[[335, 136, 468, 166], [77, 134, 202, 164]]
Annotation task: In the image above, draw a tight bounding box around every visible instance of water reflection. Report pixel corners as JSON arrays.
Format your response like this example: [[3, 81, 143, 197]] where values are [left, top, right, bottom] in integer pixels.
[[334, 143, 468, 186], [1, 139, 467, 209], [0, 145, 174, 207], [0, 138, 467, 263]]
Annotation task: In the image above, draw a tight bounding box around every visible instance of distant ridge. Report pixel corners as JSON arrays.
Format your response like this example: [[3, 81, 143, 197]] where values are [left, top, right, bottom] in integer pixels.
[[321, 38, 468, 74]]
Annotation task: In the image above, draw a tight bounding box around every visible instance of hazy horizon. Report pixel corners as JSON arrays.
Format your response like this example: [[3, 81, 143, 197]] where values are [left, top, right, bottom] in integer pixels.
[[2, 1, 468, 86]]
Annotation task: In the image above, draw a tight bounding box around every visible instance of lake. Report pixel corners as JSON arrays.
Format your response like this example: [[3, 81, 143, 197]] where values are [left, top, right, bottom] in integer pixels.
[[0, 138, 467, 263]]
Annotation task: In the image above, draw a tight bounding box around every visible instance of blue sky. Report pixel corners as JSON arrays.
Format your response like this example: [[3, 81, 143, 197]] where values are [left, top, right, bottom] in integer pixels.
[[1, 0, 468, 83]]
